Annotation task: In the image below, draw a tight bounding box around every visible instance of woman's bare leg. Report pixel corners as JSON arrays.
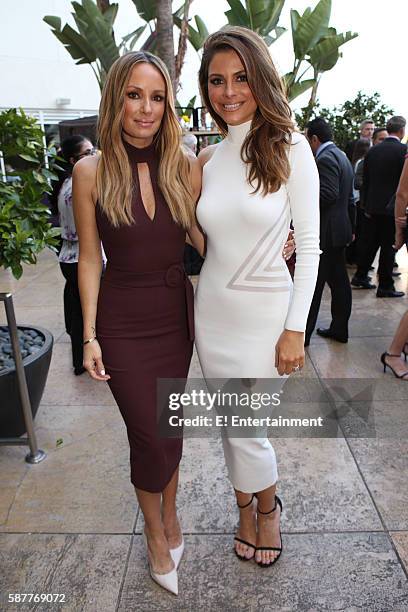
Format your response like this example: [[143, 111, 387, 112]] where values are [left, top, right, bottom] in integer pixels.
[[234, 489, 257, 559], [162, 466, 183, 548], [384, 311, 408, 377], [135, 488, 174, 574], [254, 483, 282, 565]]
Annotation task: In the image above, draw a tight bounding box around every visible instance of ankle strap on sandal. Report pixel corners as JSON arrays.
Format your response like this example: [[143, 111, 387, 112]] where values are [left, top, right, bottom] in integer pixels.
[[257, 494, 281, 515], [237, 494, 255, 509]]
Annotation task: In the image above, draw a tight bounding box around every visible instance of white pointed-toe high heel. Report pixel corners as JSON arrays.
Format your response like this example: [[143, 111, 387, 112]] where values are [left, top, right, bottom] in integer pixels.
[[142, 531, 178, 596], [169, 538, 184, 569]]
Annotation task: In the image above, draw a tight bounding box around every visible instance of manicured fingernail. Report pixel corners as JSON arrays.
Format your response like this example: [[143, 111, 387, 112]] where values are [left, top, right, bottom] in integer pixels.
[[101, 369, 105, 376]]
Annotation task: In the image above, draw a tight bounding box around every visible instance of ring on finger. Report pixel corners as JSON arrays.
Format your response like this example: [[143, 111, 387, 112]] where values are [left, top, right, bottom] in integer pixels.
[[292, 364, 301, 372]]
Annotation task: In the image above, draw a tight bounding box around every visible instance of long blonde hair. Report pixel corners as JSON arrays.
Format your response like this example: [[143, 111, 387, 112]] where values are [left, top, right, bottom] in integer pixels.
[[97, 51, 194, 228], [199, 26, 294, 196]]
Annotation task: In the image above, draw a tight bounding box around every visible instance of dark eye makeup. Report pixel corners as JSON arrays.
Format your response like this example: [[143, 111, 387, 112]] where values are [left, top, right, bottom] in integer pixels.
[[209, 73, 248, 85], [126, 91, 165, 102]]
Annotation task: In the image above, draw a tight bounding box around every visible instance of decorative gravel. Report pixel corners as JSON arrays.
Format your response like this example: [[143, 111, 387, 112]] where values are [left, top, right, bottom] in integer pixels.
[[0, 326, 45, 372]]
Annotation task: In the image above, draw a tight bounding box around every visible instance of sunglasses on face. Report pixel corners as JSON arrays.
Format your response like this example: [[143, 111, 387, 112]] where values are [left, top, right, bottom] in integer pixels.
[[75, 147, 97, 160]]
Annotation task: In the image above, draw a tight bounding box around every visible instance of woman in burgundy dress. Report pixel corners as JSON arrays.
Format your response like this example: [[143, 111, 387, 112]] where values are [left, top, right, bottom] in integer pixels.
[[73, 51, 202, 595]]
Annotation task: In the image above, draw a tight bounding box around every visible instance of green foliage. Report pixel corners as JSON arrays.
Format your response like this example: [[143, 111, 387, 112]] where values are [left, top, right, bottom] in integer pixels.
[[43, 0, 358, 107], [290, 0, 330, 59], [197, 0, 356, 104], [44, 0, 121, 90], [131, 0, 157, 23], [173, 11, 209, 52], [119, 25, 147, 52], [0, 109, 61, 279], [176, 95, 197, 119], [295, 91, 394, 150], [285, 0, 357, 103], [224, 0, 286, 43]]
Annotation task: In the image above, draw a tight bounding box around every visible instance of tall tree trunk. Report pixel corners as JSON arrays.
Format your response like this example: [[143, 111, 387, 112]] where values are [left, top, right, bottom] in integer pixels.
[[174, 0, 192, 94], [156, 0, 176, 93], [96, 0, 111, 13], [303, 70, 320, 126]]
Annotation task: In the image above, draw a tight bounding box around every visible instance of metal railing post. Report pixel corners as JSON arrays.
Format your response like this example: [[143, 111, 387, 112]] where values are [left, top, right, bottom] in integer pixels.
[[0, 293, 46, 463]]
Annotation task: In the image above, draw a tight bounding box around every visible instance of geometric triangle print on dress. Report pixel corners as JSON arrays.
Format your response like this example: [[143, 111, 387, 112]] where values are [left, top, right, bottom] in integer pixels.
[[226, 210, 291, 292]]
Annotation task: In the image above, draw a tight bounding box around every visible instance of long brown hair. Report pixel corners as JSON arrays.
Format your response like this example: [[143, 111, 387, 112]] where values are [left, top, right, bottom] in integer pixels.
[[199, 26, 294, 195], [97, 51, 195, 228]]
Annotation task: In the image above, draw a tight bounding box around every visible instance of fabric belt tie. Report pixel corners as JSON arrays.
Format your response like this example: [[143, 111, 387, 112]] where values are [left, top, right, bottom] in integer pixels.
[[103, 263, 194, 341]]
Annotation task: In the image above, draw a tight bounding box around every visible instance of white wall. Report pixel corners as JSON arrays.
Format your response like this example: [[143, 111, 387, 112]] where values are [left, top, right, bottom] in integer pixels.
[[0, 0, 130, 112]]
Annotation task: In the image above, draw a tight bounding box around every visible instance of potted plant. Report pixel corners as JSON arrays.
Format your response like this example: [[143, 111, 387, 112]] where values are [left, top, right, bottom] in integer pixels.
[[0, 108, 60, 437]]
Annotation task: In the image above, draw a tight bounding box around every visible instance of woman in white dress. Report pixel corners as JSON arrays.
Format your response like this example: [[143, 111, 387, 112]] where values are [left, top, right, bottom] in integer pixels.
[[195, 27, 320, 567]]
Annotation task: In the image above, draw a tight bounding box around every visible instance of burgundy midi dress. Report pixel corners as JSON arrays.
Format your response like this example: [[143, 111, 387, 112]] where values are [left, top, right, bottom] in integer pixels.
[[95, 140, 194, 493]]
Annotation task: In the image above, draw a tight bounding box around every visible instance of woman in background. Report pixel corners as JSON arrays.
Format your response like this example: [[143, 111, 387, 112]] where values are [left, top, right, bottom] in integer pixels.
[[346, 136, 371, 265], [54, 135, 96, 375], [381, 154, 408, 379]]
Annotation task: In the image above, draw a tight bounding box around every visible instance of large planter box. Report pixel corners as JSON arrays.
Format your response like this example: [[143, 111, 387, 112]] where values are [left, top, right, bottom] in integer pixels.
[[0, 325, 53, 438]]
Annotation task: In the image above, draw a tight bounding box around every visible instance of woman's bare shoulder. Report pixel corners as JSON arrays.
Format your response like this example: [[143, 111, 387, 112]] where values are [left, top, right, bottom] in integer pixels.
[[197, 143, 219, 168], [187, 154, 202, 199], [187, 153, 201, 171], [72, 153, 99, 181]]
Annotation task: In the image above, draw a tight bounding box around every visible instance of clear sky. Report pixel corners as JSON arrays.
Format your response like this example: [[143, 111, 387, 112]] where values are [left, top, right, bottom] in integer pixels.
[[114, 0, 407, 117]]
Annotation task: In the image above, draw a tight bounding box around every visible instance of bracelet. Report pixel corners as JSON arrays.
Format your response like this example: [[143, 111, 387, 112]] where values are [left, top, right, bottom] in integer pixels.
[[83, 336, 97, 346]]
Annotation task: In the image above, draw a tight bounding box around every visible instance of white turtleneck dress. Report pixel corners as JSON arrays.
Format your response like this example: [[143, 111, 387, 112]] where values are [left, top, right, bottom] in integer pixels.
[[195, 120, 320, 493]]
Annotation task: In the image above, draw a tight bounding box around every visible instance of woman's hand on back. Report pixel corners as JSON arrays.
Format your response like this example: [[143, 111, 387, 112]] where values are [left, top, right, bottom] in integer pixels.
[[282, 229, 296, 260]]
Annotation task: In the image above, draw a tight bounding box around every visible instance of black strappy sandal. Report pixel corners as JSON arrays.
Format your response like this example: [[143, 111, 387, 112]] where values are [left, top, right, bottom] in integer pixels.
[[403, 343, 408, 362], [255, 494, 283, 568], [234, 494, 256, 561], [380, 352, 408, 379]]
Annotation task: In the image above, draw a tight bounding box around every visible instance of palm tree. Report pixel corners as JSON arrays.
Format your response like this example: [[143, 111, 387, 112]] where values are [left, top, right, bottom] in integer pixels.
[[174, 0, 192, 93], [284, 0, 357, 111], [44, 0, 357, 109], [44, 0, 192, 93], [156, 0, 176, 89]]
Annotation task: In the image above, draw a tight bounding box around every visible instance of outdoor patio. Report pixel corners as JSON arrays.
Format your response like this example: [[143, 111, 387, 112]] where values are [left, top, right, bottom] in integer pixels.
[[1, 247, 408, 611]]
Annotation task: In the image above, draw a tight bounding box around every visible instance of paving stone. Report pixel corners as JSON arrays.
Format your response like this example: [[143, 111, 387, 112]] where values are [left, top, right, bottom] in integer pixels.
[[1, 418, 136, 533], [118, 533, 408, 611], [136, 436, 382, 535], [1, 247, 408, 611], [0, 533, 129, 612], [40, 344, 115, 406], [391, 531, 408, 572], [347, 439, 408, 530]]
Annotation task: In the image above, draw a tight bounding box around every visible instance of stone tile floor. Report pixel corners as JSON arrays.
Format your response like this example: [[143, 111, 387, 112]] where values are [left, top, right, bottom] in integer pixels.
[[0, 248, 408, 612]]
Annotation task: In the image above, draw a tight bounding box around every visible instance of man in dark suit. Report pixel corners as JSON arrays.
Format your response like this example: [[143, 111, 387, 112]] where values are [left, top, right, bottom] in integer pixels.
[[305, 118, 355, 346], [351, 115, 406, 297]]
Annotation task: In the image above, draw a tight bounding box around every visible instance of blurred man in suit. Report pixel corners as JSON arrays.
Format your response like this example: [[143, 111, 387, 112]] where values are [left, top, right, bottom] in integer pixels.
[[353, 128, 388, 206], [305, 117, 355, 346], [351, 115, 406, 297], [345, 118, 375, 162]]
